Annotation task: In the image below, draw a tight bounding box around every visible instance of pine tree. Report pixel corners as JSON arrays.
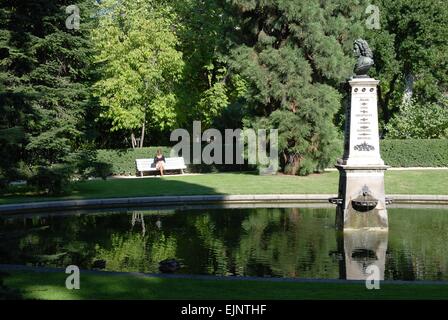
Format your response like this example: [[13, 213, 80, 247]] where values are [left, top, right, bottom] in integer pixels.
[[0, 0, 96, 190], [228, 0, 368, 175]]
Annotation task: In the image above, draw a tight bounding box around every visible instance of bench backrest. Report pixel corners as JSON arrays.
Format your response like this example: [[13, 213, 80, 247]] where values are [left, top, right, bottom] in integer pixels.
[[164, 157, 187, 169], [136, 159, 154, 171], [136, 157, 186, 171]]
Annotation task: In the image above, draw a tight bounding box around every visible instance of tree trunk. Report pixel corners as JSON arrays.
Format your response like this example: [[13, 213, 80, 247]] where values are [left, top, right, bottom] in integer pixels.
[[290, 157, 300, 176], [377, 85, 387, 124], [286, 154, 300, 176], [402, 72, 415, 105], [140, 119, 145, 148], [131, 133, 137, 149], [383, 74, 400, 123]]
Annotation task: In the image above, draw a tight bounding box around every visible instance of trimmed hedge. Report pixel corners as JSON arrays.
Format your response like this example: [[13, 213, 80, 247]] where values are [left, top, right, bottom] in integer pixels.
[[380, 139, 448, 167], [96, 146, 252, 176], [333, 139, 448, 167], [96, 140, 448, 176], [96, 147, 172, 176]]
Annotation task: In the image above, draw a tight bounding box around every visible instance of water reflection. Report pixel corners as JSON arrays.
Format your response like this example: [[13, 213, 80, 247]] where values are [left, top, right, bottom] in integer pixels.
[[155, 217, 162, 230], [131, 212, 146, 235], [0, 207, 447, 281], [341, 231, 388, 280]]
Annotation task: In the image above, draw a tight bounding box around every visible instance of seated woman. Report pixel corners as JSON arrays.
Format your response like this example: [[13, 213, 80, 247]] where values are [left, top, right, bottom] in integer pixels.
[[154, 149, 166, 176]]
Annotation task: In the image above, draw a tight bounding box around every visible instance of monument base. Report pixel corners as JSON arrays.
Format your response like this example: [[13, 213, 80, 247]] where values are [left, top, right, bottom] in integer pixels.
[[335, 164, 389, 231]]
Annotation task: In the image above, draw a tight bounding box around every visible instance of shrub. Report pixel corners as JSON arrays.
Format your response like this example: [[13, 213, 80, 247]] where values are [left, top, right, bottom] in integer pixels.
[[0, 169, 7, 193], [91, 161, 114, 179], [68, 150, 113, 180], [380, 139, 448, 167], [96, 147, 172, 176], [0, 272, 22, 300], [385, 99, 448, 139], [28, 164, 74, 195]]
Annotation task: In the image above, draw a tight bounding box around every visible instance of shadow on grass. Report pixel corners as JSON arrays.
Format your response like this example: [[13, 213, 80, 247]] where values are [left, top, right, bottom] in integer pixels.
[[79, 177, 221, 197], [0, 272, 23, 300], [4, 270, 448, 300], [0, 177, 223, 205]]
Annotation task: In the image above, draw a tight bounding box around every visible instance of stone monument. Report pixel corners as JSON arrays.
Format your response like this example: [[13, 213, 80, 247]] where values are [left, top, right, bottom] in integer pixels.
[[330, 39, 390, 231]]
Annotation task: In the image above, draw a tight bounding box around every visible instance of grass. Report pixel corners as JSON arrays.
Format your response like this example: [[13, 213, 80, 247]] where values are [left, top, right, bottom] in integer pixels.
[[1, 170, 447, 205], [2, 271, 448, 300]]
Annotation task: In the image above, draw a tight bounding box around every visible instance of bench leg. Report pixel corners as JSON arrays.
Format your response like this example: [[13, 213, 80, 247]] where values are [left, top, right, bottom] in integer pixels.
[[181, 169, 184, 174], [140, 171, 143, 177]]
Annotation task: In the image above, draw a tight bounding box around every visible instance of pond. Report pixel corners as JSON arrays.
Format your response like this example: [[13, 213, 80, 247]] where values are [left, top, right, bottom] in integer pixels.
[[1, 207, 448, 281]]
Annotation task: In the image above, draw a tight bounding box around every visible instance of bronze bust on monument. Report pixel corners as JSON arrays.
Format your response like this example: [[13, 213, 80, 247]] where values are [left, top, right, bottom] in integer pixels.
[[353, 39, 374, 77]]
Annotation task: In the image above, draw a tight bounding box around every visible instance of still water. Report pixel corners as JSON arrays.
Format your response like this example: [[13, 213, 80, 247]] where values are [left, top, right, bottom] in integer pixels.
[[0, 207, 447, 281]]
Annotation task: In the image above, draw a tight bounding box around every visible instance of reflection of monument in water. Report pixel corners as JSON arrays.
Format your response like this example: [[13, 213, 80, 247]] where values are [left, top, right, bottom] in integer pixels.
[[330, 39, 391, 231], [341, 230, 388, 280]]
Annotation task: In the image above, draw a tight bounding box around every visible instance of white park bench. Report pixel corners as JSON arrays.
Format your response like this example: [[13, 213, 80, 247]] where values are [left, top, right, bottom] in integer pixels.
[[135, 157, 187, 177]]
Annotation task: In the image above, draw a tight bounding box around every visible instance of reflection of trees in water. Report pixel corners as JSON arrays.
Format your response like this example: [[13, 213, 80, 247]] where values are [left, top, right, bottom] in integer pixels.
[[194, 214, 230, 275], [2, 208, 448, 279], [0, 214, 101, 267], [234, 208, 339, 278], [190, 208, 339, 278], [0, 212, 178, 272], [94, 232, 177, 273], [95, 212, 177, 273], [385, 209, 448, 281], [0, 209, 340, 277]]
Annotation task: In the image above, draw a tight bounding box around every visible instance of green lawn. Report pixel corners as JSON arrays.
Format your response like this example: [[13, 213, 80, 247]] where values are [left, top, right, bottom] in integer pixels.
[[2, 271, 448, 300], [1, 170, 448, 205]]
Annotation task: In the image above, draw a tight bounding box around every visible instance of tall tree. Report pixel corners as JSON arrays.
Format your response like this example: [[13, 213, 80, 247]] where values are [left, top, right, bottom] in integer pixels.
[[228, 0, 368, 175], [0, 0, 96, 188], [169, 0, 245, 130], [92, 0, 184, 148], [366, 0, 448, 125]]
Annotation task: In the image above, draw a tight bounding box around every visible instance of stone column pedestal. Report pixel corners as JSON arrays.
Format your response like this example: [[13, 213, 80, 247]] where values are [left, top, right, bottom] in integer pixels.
[[336, 164, 389, 230]]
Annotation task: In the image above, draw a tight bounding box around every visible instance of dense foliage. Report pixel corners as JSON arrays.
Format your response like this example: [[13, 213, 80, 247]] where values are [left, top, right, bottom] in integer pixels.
[[0, 0, 98, 193], [227, 0, 369, 175], [1, 0, 447, 190], [92, 0, 184, 147], [385, 99, 448, 139], [366, 0, 448, 129]]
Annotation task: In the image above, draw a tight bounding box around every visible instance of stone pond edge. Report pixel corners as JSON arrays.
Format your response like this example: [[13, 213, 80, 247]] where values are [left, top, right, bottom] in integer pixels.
[[1, 194, 448, 214]]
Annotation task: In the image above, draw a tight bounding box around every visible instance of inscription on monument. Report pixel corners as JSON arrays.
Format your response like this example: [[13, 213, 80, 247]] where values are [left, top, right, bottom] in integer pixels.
[[343, 77, 384, 165], [352, 90, 374, 145]]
